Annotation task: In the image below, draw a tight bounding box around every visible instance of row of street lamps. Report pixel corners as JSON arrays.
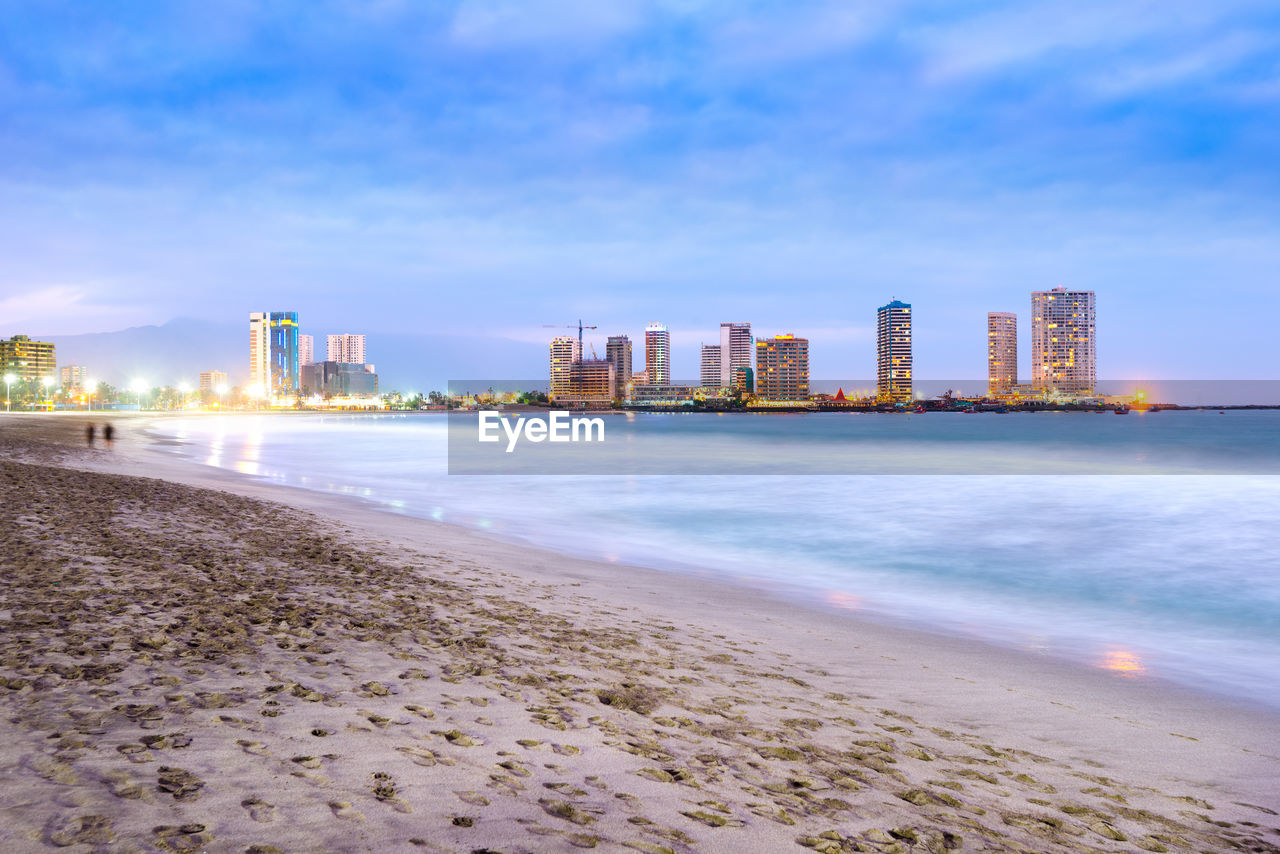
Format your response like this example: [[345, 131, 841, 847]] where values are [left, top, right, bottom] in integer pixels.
[[2, 375, 231, 412]]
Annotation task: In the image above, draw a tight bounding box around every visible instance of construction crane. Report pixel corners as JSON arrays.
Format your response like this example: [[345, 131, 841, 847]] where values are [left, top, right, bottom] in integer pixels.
[[541, 319, 598, 352]]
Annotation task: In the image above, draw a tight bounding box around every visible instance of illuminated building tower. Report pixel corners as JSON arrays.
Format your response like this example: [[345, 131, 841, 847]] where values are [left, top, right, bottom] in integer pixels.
[[877, 300, 912, 401], [269, 311, 300, 396], [718, 322, 753, 385], [0, 335, 56, 384], [700, 344, 721, 387], [299, 334, 314, 366], [549, 335, 582, 400], [755, 334, 809, 400], [645, 323, 670, 385], [987, 312, 1017, 395], [249, 312, 269, 393], [606, 335, 632, 400], [60, 365, 87, 392], [1031, 287, 1095, 395], [326, 333, 366, 364]]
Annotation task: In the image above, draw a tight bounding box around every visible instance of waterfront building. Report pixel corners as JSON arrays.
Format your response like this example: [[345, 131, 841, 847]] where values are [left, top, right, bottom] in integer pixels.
[[301, 362, 379, 397], [269, 311, 300, 396], [632, 368, 649, 387], [1031, 287, 1096, 395], [700, 344, 722, 388], [327, 333, 366, 365], [248, 312, 269, 393], [987, 312, 1017, 395], [199, 370, 228, 394], [645, 323, 670, 385], [0, 335, 56, 383], [733, 365, 754, 394], [755, 334, 809, 400], [60, 364, 87, 392], [299, 334, 314, 366], [549, 335, 583, 400], [555, 359, 616, 406], [877, 300, 912, 401], [606, 335, 632, 400], [718, 322, 753, 385]]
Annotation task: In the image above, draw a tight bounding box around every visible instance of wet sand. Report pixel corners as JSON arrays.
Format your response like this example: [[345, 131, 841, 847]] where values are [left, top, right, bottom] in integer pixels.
[[1, 413, 1278, 853]]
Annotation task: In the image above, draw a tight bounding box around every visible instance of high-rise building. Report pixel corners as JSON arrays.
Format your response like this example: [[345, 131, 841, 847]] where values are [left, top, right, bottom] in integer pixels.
[[755, 334, 809, 400], [987, 312, 1017, 395], [559, 359, 615, 404], [1031, 288, 1096, 395], [60, 365, 87, 392], [645, 323, 670, 385], [718, 322, 753, 385], [327, 333, 366, 365], [269, 311, 300, 396], [549, 336, 583, 400], [248, 312, 269, 393], [606, 335, 632, 400], [0, 335, 56, 383], [199, 370, 228, 394], [733, 365, 754, 394], [877, 300, 912, 401], [299, 334, 314, 366], [700, 344, 722, 387]]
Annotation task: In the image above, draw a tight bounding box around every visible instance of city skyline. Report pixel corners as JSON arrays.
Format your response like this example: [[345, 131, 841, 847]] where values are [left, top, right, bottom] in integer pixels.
[[2, 3, 1277, 383]]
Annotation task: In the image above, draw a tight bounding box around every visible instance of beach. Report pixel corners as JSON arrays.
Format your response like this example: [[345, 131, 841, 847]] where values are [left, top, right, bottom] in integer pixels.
[[1, 414, 1277, 853]]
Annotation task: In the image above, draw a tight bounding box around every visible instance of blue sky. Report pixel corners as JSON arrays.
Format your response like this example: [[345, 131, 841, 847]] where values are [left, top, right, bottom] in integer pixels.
[[1, 0, 1278, 380]]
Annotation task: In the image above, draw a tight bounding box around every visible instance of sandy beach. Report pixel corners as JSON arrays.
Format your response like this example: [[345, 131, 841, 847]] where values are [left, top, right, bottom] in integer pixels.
[[1, 413, 1278, 853]]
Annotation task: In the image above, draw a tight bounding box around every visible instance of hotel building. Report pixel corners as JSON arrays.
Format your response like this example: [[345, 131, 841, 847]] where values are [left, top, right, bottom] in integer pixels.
[[700, 344, 722, 387], [549, 335, 583, 400], [269, 311, 300, 395], [327, 333, 366, 365], [718, 322, 753, 385], [877, 300, 912, 401], [755, 334, 809, 400], [0, 335, 56, 383], [248, 312, 269, 393], [987, 312, 1018, 395], [1031, 288, 1096, 395], [645, 323, 670, 385], [606, 335, 632, 400]]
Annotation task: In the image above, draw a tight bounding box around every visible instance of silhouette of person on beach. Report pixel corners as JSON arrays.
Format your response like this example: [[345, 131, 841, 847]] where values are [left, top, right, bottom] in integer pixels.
[[103, 423, 115, 449], [86, 423, 96, 447]]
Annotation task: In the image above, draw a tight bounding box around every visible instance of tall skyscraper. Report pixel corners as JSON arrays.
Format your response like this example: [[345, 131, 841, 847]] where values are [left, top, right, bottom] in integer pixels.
[[299, 334, 314, 367], [987, 312, 1017, 395], [248, 312, 269, 393], [605, 335, 632, 400], [755, 334, 809, 400], [1031, 287, 1096, 395], [645, 323, 670, 385], [549, 335, 582, 399], [718, 322, 752, 385], [269, 311, 300, 395], [327, 333, 366, 365], [700, 344, 722, 387], [877, 300, 912, 401]]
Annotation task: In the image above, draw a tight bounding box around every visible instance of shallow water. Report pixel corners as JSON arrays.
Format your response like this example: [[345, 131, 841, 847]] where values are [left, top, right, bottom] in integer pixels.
[[152, 411, 1280, 708]]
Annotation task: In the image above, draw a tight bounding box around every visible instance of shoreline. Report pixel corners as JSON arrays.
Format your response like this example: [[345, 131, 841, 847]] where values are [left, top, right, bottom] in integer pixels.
[[2, 412, 1278, 853]]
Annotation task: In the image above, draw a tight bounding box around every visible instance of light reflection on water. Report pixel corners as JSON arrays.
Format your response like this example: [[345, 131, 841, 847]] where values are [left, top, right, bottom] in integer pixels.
[[152, 413, 1280, 708]]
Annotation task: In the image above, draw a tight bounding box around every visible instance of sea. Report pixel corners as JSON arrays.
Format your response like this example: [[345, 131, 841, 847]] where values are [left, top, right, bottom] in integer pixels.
[[149, 411, 1280, 709]]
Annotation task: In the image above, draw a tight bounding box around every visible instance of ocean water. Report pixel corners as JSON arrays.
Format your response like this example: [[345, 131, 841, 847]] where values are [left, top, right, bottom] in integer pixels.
[[151, 411, 1280, 708]]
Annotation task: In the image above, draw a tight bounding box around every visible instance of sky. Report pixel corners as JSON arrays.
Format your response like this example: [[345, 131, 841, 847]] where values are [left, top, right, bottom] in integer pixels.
[[1, 0, 1278, 381]]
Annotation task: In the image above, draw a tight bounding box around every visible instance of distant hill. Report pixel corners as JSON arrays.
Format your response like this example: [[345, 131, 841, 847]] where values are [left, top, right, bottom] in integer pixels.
[[37, 318, 547, 393]]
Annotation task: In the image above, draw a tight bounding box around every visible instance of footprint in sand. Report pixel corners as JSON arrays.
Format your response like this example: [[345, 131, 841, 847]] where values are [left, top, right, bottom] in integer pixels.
[[241, 796, 277, 823], [328, 801, 365, 821], [237, 740, 269, 756]]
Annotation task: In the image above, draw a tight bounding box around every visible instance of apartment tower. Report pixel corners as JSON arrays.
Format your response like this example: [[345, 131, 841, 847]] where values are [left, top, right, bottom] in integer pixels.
[[645, 323, 670, 385], [269, 311, 300, 396], [327, 333, 367, 365], [700, 344, 722, 387], [605, 335, 632, 400], [718, 322, 753, 385], [299, 334, 314, 367], [987, 312, 1017, 395], [248, 312, 269, 393], [876, 300, 912, 402], [1031, 288, 1095, 395], [755, 334, 809, 400], [549, 335, 583, 400]]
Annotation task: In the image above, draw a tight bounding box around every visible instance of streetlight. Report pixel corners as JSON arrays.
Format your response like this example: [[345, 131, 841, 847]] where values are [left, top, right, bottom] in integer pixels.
[[3, 373, 14, 412], [85, 379, 96, 413], [42, 376, 54, 412], [131, 378, 148, 411], [178, 381, 192, 410], [215, 383, 228, 410]]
